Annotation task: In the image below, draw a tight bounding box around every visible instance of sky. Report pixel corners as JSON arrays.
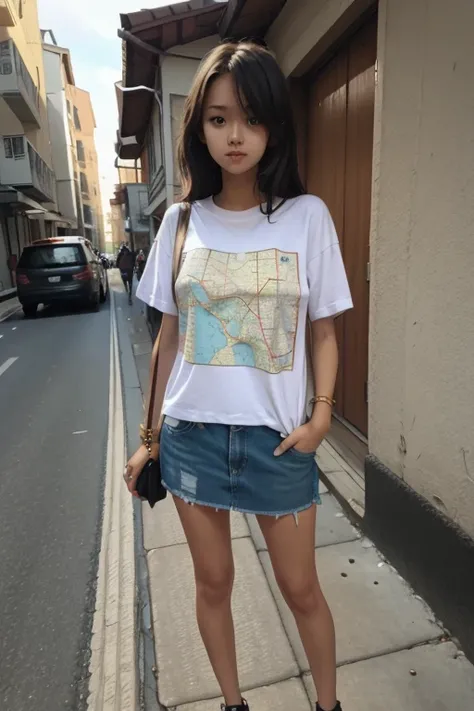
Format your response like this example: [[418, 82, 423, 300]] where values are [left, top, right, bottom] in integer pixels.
[[37, 0, 179, 236]]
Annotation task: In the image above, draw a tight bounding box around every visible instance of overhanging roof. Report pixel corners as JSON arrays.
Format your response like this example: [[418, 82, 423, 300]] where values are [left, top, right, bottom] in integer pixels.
[[219, 0, 287, 39], [117, 1, 227, 159], [117, 0, 287, 160]]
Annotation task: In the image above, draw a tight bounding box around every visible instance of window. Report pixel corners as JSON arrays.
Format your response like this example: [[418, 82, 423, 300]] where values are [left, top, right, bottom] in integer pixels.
[[76, 140, 85, 163], [4, 136, 25, 159], [18, 245, 85, 269], [73, 106, 81, 131], [83, 205, 93, 225], [80, 172, 89, 195], [66, 99, 71, 117]]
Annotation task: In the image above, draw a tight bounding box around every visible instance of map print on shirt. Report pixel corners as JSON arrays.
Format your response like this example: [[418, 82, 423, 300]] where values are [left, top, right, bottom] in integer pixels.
[[176, 248, 301, 374]]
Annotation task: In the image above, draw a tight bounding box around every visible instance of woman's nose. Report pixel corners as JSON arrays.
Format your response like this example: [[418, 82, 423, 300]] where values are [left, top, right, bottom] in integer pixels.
[[228, 121, 244, 145]]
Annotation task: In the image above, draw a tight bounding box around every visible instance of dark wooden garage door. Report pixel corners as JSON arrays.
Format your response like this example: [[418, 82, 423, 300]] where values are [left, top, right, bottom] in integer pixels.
[[306, 16, 377, 436]]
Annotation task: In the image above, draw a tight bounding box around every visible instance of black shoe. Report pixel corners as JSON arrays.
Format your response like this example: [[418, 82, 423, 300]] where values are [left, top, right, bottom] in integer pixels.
[[316, 703, 342, 711], [221, 700, 249, 711]]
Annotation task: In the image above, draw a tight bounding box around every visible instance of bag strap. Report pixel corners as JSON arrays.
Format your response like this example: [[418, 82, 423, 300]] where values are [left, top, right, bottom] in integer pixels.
[[145, 203, 191, 432]]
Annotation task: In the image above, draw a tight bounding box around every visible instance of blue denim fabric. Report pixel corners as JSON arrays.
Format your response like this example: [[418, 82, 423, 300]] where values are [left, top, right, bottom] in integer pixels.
[[160, 417, 321, 516]]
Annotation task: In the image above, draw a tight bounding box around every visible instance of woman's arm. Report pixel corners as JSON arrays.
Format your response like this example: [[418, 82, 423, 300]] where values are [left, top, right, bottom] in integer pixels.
[[274, 317, 338, 455], [125, 313, 179, 495], [309, 317, 338, 432], [149, 313, 179, 429]]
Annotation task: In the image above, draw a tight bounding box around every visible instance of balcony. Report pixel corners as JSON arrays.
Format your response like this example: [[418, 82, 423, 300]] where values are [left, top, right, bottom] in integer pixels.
[[0, 135, 56, 203], [0, 39, 41, 127]]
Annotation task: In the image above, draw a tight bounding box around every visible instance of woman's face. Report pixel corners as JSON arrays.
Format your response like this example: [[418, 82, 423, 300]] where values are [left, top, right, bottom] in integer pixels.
[[201, 73, 269, 177]]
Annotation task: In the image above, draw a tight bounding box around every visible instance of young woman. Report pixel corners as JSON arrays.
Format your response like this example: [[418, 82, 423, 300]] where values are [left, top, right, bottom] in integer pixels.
[[126, 41, 352, 711]]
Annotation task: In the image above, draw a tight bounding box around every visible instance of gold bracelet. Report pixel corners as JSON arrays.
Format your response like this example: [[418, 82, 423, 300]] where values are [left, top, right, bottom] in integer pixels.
[[139, 424, 160, 453], [315, 395, 336, 407]]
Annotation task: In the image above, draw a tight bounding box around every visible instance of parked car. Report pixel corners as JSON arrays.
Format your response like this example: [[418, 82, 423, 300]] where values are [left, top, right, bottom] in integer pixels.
[[16, 237, 108, 318]]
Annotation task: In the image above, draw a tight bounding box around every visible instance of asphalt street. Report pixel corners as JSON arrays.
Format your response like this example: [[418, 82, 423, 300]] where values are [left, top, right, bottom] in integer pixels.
[[0, 297, 111, 710]]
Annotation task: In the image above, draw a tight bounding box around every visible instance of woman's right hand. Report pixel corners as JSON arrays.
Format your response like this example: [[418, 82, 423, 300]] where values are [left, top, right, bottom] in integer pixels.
[[123, 443, 159, 498]]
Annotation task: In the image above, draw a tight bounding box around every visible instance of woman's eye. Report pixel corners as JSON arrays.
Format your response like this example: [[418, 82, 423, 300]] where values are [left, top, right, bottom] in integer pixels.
[[210, 116, 225, 126], [248, 117, 260, 126]]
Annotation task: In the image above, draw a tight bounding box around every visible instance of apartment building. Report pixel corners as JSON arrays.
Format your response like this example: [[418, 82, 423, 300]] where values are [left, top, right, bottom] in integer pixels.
[[42, 30, 79, 233], [115, 0, 474, 661], [68, 85, 105, 250], [0, 0, 105, 294], [0, 0, 57, 290]]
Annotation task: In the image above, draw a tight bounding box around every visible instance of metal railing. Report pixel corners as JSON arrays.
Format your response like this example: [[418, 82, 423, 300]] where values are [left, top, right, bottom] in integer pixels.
[[27, 141, 55, 202], [0, 39, 38, 111]]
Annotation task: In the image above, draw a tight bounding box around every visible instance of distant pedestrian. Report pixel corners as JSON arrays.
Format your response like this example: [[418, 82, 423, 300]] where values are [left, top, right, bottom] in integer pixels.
[[135, 250, 146, 281], [116, 243, 135, 305], [125, 42, 352, 711]]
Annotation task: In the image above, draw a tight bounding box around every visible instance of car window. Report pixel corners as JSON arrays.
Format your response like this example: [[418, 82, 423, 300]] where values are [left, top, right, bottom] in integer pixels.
[[18, 245, 86, 269]]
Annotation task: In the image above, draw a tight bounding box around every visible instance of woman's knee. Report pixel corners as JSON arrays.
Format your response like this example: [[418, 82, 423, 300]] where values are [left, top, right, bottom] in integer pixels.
[[278, 574, 322, 617], [195, 564, 234, 606]]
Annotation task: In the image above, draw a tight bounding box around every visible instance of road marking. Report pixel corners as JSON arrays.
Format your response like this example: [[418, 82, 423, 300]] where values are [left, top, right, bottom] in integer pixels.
[[12, 327, 17, 331], [73, 430, 88, 435], [0, 334, 3, 339], [87, 289, 137, 710], [0, 357, 18, 377]]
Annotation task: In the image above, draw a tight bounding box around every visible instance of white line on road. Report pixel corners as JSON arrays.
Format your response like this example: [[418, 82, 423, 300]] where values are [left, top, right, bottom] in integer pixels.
[[73, 430, 88, 435], [0, 357, 18, 377]]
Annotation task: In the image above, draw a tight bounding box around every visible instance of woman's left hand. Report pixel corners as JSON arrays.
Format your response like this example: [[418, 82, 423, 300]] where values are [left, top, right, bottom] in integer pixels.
[[273, 414, 331, 456]]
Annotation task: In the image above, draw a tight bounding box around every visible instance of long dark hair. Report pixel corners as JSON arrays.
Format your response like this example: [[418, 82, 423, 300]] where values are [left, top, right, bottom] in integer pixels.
[[177, 41, 305, 216]]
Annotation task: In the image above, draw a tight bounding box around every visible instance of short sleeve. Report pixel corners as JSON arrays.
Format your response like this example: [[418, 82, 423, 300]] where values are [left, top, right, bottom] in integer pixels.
[[136, 205, 180, 315], [307, 202, 353, 321]]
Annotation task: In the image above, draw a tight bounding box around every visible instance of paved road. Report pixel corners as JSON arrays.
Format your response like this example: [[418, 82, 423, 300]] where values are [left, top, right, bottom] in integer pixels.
[[0, 298, 111, 710]]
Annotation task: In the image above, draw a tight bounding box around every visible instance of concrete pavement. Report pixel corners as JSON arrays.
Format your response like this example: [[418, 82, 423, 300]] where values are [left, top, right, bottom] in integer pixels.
[[123, 294, 474, 711]]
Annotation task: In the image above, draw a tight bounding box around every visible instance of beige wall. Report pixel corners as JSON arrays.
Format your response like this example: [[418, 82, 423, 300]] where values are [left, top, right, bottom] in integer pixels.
[[0, 0, 53, 165], [369, 0, 474, 538], [69, 85, 105, 248]]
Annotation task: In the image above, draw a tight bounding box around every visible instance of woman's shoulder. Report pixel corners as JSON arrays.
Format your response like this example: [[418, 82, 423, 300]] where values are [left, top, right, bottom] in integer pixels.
[[284, 193, 329, 217]]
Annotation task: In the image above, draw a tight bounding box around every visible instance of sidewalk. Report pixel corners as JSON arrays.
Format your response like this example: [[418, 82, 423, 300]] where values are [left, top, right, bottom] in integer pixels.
[[123, 296, 474, 711], [0, 290, 21, 322]]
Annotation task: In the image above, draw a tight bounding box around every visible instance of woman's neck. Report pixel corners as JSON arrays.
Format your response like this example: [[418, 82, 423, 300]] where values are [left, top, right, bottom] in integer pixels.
[[214, 170, 262, 211]]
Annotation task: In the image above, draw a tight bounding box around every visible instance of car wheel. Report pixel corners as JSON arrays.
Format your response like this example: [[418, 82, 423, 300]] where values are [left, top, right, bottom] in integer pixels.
[[90, 292, 100, 312], [99, 283, 106, 303], [23, 304, 38, 318]]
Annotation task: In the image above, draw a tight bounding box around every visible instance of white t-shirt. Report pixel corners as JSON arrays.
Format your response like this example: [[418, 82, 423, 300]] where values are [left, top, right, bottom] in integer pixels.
[[136, 195, 353, 435]]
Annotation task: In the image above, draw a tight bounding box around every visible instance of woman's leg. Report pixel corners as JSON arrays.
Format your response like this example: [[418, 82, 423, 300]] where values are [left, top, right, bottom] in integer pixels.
[[256, 505, 337, 711], [173, 496, 243, 706]]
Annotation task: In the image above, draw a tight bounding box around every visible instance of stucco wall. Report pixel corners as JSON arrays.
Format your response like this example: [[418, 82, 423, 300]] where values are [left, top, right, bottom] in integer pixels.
[[369, 0, 474, 538]]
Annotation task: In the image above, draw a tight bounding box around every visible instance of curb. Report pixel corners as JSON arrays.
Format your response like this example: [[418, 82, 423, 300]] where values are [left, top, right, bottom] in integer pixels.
[[87, 290, 138, 711]]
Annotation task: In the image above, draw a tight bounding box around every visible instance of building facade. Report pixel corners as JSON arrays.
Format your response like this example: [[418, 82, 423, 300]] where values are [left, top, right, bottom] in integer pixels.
[[42, 31, 79, 233], [0, 0, 57, 290], [68, 85, 105, 250], [0, 1, 106, 293]]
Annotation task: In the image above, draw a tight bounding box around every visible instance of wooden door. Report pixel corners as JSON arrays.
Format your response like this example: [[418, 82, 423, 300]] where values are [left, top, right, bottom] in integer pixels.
[[306, 17, 377, 436]]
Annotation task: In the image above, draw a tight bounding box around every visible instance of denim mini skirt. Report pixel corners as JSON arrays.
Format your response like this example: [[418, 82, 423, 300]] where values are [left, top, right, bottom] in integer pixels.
[[160, 416, 321, 517]]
